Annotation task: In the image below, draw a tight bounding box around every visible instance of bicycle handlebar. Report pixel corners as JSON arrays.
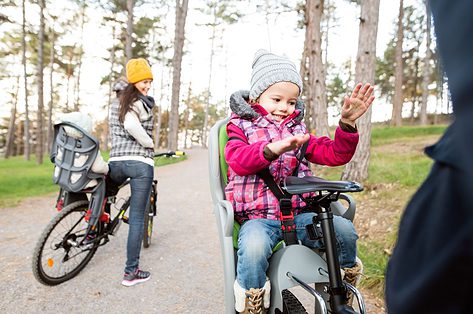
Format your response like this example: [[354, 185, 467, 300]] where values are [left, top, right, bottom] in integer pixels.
[[154, 150, 186, 158]]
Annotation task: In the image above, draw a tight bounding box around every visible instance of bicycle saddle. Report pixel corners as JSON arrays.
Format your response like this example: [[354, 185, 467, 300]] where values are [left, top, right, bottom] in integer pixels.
[[282, 176, 363, 194]]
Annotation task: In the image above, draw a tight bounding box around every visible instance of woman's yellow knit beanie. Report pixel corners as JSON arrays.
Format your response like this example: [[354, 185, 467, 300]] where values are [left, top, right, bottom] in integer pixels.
[[126, 58, 153, 84]]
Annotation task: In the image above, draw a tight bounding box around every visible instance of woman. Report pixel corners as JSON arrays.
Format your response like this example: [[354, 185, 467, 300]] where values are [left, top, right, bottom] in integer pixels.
[[109, 58, 155, 287]]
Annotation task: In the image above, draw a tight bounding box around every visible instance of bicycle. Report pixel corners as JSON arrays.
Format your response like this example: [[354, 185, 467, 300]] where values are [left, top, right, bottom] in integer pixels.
[[32, 121, 184, 286]]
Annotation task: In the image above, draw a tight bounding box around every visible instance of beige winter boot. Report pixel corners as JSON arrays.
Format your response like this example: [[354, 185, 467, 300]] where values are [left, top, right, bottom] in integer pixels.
[[342, 257, 363, 306], [234, 279, 271, 314]]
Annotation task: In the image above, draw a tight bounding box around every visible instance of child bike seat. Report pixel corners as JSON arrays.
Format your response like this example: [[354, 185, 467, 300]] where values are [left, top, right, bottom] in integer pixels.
[[51, 121, 102, 193], [209, 118, 361, 314]]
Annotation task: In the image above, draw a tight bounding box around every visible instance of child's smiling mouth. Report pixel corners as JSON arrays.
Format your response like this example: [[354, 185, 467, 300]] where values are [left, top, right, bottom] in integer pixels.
[[271, 113, 287, 121]]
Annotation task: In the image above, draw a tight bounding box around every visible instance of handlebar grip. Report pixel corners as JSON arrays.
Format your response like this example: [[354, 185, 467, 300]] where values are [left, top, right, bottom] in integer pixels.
[[154, 151, 186, 158]]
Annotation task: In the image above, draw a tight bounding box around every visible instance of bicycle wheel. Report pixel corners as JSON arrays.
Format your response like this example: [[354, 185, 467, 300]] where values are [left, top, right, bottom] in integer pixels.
[[32, 200, 99, 285], [274, 289, 308, 314], [142, 201, 154, 248]]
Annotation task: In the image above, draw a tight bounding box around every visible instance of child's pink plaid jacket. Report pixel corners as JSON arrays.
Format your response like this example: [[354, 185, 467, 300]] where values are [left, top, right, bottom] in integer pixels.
[[224, 91, 359, 224]]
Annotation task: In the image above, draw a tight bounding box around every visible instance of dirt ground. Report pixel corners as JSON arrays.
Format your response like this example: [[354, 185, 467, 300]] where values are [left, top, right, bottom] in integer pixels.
[[0, 146, 427, 313]]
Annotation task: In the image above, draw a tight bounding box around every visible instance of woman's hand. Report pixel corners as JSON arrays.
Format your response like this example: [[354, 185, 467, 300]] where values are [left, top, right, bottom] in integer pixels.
[[266, 133, 310, 156], [340, 83, 375, 127]]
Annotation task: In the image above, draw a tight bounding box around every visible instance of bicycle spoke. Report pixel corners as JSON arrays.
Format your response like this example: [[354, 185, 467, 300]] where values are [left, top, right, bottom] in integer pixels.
[[39, 209, 92, 279]]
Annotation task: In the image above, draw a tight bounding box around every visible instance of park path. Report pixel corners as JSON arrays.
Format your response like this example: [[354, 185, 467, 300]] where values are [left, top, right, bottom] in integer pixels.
[[0, 147, 381, 313], [0, 148, 225, 313]]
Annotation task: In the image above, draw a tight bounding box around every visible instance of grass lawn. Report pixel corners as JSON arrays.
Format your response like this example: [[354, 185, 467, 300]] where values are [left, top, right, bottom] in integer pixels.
[[316, 124, 447, 299], [0, 152, 187, 208]]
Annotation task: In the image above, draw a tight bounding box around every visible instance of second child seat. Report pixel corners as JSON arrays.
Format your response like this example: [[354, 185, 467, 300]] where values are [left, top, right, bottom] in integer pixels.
[[208, 118, 365, 314], [51, 121, 107, 235]]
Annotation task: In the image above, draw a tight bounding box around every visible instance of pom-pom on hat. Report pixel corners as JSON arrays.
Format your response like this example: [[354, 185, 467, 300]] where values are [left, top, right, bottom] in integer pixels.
[[249, 49, 303, 101], [126, 58, 153, 84]]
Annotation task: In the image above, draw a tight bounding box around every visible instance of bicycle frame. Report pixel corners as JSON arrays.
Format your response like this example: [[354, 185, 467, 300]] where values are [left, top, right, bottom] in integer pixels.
[[54, 181, 124, 246], [55, 151, 180, 248], [268, 179, 365, 314], [309, 192, 363, 313]]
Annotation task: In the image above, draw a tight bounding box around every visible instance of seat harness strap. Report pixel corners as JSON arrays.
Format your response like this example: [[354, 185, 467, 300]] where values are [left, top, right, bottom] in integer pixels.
[[257, 141, 309, 246]]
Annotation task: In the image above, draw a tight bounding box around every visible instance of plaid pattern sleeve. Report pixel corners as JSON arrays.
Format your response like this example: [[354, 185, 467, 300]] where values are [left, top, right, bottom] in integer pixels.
[[109, 99, 154, 159]]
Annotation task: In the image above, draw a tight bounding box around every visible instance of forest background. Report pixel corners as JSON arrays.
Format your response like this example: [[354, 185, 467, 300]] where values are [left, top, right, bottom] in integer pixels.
[[0, 0, 449, 173], [0, 0, 451, 309]]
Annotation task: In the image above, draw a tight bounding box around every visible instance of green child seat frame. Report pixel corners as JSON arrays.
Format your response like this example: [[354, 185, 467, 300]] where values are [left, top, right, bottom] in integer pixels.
[[208, 118, 365, 313]]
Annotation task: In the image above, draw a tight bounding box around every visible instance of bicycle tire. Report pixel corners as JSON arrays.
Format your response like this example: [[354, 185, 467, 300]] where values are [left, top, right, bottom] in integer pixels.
[[32, 200, 98, 285], [274, 289, 308, 314], [142, 201, 154, 248]]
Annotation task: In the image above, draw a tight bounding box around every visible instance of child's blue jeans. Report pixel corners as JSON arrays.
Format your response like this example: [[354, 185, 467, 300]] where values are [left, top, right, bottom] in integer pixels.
[[236, 212, 358, 290]]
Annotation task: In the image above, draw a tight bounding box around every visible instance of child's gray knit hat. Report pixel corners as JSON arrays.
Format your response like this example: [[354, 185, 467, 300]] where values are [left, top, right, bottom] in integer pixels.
[[249, 49, 303, 101]]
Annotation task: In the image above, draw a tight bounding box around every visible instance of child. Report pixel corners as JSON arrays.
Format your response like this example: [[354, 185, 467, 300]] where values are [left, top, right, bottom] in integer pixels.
[[224, 49, 374, 313], [54, 111, 109, 188]]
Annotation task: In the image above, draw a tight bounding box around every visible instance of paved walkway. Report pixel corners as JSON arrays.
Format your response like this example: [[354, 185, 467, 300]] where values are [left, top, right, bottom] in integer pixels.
[[0, 148, 224, 313], [0, 147, 379, 313]]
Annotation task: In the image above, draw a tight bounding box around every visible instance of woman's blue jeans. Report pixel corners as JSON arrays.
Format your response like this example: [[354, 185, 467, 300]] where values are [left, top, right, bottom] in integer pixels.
[[109, 160, 153, 274], [236, 212, 358, 290]]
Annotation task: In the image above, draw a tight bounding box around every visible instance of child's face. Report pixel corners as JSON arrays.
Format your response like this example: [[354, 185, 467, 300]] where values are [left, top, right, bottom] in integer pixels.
[[135, 79, 153, 96], [256, 81, 299, 123]]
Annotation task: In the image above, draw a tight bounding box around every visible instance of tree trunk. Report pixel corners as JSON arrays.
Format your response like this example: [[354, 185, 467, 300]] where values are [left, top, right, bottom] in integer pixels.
[[47, 18, 56, 153], [66, 50, 73, 110], [201, 9, 217, 149], [434, 59, 444, 125], [420, 0, 431, 125], [5, 76, 20, 158], [16, 120, 24, 156], [324, 0, 331, 67], [308, 0, 329, 137], [126, 0, 134, 61], [167, 0, 189, 150], [301, 6, 312, 131], [391, 0, 404, 126], [184, 83, 191, 149], [36, 0, 45, 164], [341, 0, 380, 182], [22, 0, 30, 160], [410, 56, 420, 124], [74, 2, 86, 111]]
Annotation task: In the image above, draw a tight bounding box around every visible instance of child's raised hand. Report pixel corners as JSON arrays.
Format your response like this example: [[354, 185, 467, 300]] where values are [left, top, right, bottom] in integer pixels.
[[266, 133, 310, 156], [341, 83, 375, 127]]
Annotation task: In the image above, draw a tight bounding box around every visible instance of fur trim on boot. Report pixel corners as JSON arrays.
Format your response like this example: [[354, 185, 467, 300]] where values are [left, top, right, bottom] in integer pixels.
[[234, 280, 247, 313], [262, 279, 271, 309]]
